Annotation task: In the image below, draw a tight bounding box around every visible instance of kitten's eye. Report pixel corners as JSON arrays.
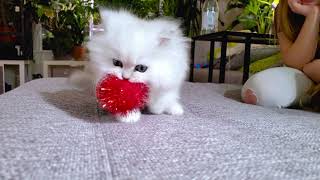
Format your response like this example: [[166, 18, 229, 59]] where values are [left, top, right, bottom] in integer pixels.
[[134, 65, 148, 73], [113, 59, 123, 68]]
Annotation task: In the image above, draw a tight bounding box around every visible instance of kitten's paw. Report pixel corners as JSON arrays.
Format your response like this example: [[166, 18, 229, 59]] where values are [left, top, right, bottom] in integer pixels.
[[116, 110, 141, 123], [165, 103, 184, 115], [148, 106, 165, 115]]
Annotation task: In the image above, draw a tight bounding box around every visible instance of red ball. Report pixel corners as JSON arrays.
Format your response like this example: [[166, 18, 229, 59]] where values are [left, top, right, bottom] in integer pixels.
[[96, 75, 149, 115]]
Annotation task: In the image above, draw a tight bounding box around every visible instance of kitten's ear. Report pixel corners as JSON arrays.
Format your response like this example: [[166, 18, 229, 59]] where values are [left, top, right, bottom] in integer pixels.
[[98, 9, 113, 31], [154, 18, 182, 46], [158, 32, 191, 47], [158, 29, 178, 46], [99, 9, 136, 32], [159, 37, 170, 46]]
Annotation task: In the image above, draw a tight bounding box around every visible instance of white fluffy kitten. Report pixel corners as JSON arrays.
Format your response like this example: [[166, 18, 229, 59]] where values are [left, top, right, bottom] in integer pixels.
[[70, 10, 189, 123]]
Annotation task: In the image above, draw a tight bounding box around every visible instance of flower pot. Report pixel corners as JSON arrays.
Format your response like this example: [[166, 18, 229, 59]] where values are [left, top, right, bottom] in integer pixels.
[[72, 45, 86, 60]]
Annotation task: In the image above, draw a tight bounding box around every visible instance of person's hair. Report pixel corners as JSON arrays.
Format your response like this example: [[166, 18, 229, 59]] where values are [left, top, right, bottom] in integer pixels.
[[275, 0, 305, 41]]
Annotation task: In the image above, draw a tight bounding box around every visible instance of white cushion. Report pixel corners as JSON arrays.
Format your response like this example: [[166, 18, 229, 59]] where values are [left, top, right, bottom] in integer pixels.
[[241, 67, 314, 108]]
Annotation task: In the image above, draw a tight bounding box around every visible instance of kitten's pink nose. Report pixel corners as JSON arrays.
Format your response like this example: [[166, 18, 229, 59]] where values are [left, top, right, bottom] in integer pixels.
[[122, 75, 130, 80], [122, 72, 131, 80]]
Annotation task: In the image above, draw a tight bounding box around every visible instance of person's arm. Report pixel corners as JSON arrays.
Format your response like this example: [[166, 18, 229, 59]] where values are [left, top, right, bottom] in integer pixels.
[[278, 0, 320, 70], [278, 8, 320, 70]]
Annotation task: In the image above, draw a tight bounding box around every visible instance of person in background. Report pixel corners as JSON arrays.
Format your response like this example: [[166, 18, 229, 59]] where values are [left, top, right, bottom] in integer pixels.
[[242, 0, 320, 110]]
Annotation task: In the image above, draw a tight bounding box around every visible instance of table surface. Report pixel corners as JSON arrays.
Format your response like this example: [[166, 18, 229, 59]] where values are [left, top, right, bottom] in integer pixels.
[[192, 31, 277, 45], [189, 31, 278, 83], [42, 60, 88, 66], [0, 60, 31, 65]]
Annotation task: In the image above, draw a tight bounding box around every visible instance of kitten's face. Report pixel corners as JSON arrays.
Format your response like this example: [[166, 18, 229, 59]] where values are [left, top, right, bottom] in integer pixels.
[[88, 10, 188, 89], [105, 51, 151, 83], [89, 19, 162, 85]]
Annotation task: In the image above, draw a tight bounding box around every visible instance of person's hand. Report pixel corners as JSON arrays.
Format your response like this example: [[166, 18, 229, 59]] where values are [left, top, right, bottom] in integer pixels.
[[288, 0, 320, 17], [301, 0, 319, 5]]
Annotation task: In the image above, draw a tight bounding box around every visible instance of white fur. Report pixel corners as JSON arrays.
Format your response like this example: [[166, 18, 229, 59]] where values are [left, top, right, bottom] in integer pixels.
[[70, 10, 189, 122], [116, 109, 141, 123]]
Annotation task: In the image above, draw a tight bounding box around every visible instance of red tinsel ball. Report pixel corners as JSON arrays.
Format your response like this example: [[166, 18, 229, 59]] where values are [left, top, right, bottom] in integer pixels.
[[96, 75, 149, 115]]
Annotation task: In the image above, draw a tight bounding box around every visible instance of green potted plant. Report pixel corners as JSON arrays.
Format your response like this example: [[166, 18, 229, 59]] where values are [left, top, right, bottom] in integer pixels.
[[161, 0, 201, 37], [95, 0, 159, 18], [95, 0, 202, 37], [68, 0, 94, 60], [226, 0, 279, 34], [31, 0, 73, 59], [31, 0, 93, 60]]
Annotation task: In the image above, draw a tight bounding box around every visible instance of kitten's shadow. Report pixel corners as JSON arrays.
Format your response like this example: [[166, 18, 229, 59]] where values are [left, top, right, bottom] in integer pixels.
[[41, 90, 115, 123]]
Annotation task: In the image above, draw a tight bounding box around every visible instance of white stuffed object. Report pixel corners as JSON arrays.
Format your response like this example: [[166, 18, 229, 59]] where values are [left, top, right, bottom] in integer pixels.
[[241, 67, 314, 108]]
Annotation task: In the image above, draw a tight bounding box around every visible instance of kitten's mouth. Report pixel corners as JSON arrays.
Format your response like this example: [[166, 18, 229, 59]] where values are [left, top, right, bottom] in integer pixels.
[[129, 79, 143, 83]]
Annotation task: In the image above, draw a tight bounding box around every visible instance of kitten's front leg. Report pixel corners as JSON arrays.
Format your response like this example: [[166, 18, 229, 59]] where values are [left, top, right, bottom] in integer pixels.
[[115, 109, 141, 123], [148, 90, 184, 115], [165, 101, 184, 115]]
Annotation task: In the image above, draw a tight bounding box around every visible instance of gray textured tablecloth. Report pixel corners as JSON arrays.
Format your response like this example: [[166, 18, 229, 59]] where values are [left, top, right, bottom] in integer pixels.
[[0, 78, 320, 180]]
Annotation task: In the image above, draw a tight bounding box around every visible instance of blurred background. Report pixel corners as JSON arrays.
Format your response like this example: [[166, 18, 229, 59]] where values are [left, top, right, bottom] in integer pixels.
[[0, 0, 279, 93]]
